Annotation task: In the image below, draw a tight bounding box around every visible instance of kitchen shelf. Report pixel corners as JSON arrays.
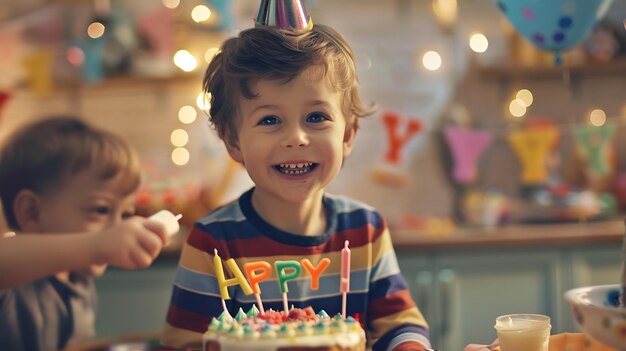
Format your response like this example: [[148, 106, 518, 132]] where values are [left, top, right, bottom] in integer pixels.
[[478, 58, 626, 80]]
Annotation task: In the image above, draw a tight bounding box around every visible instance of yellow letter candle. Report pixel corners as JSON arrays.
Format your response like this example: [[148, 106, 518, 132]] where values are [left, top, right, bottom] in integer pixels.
[[213, 249, 253, 300]]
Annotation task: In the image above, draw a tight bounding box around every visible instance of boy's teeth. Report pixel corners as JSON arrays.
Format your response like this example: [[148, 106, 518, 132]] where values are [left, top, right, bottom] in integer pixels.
[[276, 162, 316, 175]]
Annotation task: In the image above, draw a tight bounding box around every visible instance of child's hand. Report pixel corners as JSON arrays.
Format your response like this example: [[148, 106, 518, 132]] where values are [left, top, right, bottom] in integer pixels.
[[92, 217, 169, 269]]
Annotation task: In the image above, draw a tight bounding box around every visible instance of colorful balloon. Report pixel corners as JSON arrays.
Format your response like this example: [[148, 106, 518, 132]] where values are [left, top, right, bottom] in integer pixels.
[[496, 0, 614, 64]]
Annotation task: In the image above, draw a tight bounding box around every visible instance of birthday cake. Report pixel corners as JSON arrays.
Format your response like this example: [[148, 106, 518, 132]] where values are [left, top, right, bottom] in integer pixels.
[[203, 306, 366, 351]]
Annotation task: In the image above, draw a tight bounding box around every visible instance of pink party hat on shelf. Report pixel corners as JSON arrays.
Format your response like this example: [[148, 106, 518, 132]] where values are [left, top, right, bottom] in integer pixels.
[[255, 0, 313, 33]]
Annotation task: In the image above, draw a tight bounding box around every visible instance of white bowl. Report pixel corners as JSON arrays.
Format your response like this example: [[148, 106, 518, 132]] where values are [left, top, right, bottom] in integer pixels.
[[564, 284, 626, 350]]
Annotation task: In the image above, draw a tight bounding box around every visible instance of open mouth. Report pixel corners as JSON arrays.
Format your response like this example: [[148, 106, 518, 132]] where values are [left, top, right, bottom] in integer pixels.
[[273, 162, 318, 176]]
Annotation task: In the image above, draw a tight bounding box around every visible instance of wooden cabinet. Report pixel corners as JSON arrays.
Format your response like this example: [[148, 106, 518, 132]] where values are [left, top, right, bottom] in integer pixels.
[[397, 241, 623, 351]]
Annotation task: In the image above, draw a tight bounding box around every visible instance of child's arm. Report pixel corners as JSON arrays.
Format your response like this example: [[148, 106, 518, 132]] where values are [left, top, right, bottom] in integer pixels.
[[367, 218, 432, 351], [0, 217, 168, 289]]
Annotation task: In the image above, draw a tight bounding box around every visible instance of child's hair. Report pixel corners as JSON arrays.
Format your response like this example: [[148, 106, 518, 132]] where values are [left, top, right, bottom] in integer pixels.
[[0, 116, 141, 230], [203, 24, 374, 142]]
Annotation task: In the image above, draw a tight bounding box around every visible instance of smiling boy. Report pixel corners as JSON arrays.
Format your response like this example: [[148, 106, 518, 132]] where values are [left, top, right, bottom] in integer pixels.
[[162, 11, 432, 351]]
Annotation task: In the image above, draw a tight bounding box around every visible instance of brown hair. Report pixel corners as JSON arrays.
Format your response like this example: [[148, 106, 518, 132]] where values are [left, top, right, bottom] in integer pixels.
[[203, 24, 374, 142], [0, 116, 141, 230]]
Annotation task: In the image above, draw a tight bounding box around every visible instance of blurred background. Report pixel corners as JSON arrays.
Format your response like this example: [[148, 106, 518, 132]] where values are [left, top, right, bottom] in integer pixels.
[[1, 0, 626, 349]]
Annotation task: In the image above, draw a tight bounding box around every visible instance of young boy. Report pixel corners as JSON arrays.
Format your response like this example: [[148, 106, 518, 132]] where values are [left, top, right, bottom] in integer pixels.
[[162, 6, 432, 351], [0, 116, 169, 350]]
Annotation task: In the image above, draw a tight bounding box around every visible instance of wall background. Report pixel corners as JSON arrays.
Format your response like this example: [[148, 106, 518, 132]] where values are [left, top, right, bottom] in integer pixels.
[[1, 0, 626, 232]]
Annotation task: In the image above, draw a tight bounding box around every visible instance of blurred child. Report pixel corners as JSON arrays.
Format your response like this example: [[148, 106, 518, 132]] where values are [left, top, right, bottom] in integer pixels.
[[161, 3, 431, 350], [0, 116, 168, 350]]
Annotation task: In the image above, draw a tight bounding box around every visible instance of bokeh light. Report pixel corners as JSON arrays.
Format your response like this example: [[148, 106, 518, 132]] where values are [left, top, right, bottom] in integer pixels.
[[191, 5, 212, 23], [469, 33, 488, 53], [589, 109, 606, 127], [87, 22, 105, 39], [178, 105, 197, 124], [173, 50, 198, 72], [422, 51, 442, 71], [172, 147, 190, 166], [170, 129, 189, 147]]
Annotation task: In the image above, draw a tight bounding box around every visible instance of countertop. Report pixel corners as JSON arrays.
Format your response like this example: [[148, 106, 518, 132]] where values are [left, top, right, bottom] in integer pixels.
[[160, 219, 624, 259], [392, 219, 625, 250]]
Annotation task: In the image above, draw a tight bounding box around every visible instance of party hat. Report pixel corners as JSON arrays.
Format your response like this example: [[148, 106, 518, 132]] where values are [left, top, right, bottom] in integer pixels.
[[255, 0, 313, 33]]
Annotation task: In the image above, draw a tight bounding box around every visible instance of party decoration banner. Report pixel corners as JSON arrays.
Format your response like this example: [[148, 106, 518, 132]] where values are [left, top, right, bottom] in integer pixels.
[[496, 0, 614, 63], [507, 127, 559, 185], [22, 49, 54, 94], [137, 8, 174, 56], [381, 112, 423, 165], [573, 123, 615, 176], [444, 128, 493, 184]]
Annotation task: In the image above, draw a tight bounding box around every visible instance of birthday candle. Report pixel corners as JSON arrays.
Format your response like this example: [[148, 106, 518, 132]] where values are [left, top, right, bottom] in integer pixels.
[[213, 249, 231, 317], [213, 249, 253, 300], [340, 240, 351, 318], [148, 209, 182, 236], [244, 261, 271, 314], [275, 261, 302, 315], [301, 258, 330, 290]]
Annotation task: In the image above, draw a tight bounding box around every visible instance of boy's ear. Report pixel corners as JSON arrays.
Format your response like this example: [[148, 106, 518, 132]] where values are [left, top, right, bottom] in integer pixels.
[[13, 190, 42, 232], [224, 132, 244, 164], [342, 118, 359, 158]]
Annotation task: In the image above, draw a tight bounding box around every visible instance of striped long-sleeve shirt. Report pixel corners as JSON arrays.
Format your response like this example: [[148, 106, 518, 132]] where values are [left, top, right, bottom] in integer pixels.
[[162, 188, 430, 350]]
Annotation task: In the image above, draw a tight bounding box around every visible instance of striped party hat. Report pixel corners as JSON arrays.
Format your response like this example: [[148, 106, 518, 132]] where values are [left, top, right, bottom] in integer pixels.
[[255, 0, 313, 33]]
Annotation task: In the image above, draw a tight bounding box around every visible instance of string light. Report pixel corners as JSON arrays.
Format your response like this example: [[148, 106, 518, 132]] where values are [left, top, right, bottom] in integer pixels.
[[469, 33, 488, 53], [191, 5, 212, 23], [87, 22, 105, 39], [422, 51, 442, 71], [178, 105, 197, 124], [172, 147, 190, 166], [196, 92, 211, 110], [161, 0, 180, 9], [509, 99, 527, 118], [589, 109, 606, 127], [170, 129, 189, 147], [516, 89, 533, 107], [173, 50, 197, 72], [432, 0, 458, 30]]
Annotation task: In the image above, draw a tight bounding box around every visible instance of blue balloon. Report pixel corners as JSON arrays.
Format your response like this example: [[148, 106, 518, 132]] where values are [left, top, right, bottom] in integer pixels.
[[497, 0, 614, 63]]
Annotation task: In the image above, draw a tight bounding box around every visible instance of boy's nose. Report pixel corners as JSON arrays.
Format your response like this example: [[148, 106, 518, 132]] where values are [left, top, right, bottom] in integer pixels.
[[283, 126, 309, 148], [109, 215, 123, 227]]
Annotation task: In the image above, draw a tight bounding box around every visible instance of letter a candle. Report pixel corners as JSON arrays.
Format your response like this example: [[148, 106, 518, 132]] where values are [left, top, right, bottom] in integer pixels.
[[341, 240, 351, 318]]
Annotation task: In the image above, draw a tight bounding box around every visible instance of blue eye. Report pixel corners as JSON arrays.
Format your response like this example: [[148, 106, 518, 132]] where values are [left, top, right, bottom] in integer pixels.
[[258, 115, 280, 126], [122, 210, 135, 219], [306, 112, 329, 123], [92, 206, 110, 215]]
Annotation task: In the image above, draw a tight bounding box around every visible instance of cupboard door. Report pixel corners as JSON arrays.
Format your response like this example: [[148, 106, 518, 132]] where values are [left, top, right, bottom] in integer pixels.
[[95, 262, 178, 338], [433, 250, 561, 351]]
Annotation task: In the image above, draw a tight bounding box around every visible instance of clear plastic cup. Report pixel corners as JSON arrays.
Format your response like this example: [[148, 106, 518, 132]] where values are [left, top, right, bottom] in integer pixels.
[[494, 314, 551, 351]]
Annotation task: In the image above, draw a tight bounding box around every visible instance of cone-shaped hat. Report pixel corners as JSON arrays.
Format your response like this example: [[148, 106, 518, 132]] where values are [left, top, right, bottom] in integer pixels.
[[255, 0, 313, 33]]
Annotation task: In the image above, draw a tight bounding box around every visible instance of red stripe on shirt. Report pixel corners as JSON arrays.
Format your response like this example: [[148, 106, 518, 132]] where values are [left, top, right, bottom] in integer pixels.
[[368, 289, 417, 320], [166, 304, 212, 333]]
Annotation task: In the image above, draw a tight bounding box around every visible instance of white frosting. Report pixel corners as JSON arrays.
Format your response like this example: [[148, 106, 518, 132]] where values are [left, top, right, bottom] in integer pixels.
[[204, 331, 365, 351], [203, 309, 365, 351], [148, 210, 181, 236]]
